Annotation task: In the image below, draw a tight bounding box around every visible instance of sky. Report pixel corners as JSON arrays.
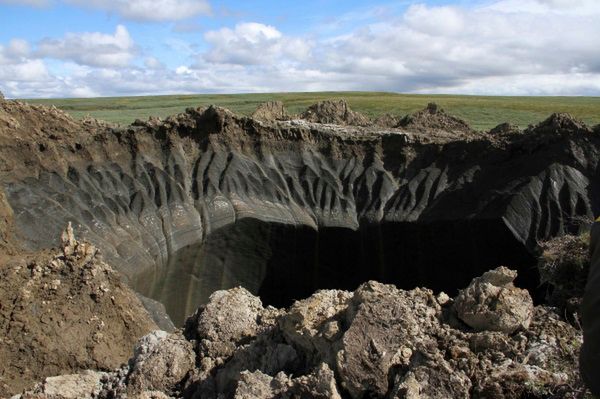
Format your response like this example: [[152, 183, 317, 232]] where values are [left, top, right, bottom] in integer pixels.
[[1, 0, 599, 98]]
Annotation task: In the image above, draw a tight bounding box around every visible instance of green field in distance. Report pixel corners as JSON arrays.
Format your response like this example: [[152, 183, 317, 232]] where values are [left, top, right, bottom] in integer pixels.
[[25, 91, 600, 131]]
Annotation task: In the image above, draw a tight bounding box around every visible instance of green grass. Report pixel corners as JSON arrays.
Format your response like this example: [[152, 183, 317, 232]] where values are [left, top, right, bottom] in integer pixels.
[[24, 91, 600, 131]]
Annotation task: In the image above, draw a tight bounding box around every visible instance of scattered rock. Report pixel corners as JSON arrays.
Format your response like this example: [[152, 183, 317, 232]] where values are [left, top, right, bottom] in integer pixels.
[[17, 266, 585, 399], [234, 363, 341, 399], [454, 267, 534, 333], [300, 99, 371, 126], [397, 103, 473, 133], [251, 101, 290, 121]]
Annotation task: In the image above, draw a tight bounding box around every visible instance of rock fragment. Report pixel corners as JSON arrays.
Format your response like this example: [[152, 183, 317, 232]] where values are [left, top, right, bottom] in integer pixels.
[[191, 287, 263, 359], [454, 266, 534, 333], [127, 331, 195, 394], [18, 370, 107, 399]]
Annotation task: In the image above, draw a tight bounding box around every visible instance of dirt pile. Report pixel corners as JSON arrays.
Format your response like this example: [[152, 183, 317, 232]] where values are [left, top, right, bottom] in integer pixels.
[[18, 267, 584, 399], [397, 103, 473, 133], [489, 122, 521, 135], [372, 113, 400, 128], [528, 113, 593, 135], [0, 224, 157, 396], [251, 101, 290, 122], [538, 234, 590, 322], [300, 99, 371, 126]]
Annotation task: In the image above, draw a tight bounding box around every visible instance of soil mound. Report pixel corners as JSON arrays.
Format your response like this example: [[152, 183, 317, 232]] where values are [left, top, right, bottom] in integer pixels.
[[538, 234, 589, 319], [300, 99, 371, 126], [488, 122, 520, 135], [372, 113, 400, 128], [528, 113, 592, 135], [251, 101, 290, 122], [397, 103, 473, 133], [0, 224, 156, 396]]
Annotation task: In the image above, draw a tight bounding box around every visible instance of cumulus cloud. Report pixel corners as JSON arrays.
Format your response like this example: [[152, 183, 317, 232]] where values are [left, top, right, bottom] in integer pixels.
[[65, 0, 211, 22], [310, 1, 600, 93], [2, 0, 600, 97], [36, 25, 135, 67], [203, 22, 311, 65]]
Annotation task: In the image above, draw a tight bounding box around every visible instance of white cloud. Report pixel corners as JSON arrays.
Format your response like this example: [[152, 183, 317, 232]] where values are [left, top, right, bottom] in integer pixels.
[[65, 0, 211, 22], [36, 25, 135, 67], [0, 0, 49, 7], [2, 0, 600, 98], [203, 22, 311, 65]]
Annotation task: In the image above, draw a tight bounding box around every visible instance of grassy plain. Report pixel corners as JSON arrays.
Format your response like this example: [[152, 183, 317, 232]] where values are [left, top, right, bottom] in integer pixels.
[[26, 91, 600, 131]]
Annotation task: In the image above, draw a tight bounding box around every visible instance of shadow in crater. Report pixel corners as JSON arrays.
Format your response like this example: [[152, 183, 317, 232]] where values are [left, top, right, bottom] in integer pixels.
[[133, 218, 539, 326]]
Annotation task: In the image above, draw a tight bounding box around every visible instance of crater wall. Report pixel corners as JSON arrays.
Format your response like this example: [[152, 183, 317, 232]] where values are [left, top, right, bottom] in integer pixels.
[[1, 102, 598, 324]]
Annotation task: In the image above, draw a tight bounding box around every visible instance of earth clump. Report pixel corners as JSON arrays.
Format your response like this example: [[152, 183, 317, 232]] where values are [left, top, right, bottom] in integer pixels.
[[15, 268, 583, 398], [300, 99, 371, 126], [397, 102, 473, 133]]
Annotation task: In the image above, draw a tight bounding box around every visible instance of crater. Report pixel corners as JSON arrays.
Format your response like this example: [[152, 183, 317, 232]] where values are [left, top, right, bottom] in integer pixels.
[[2, 104, 597, 329]]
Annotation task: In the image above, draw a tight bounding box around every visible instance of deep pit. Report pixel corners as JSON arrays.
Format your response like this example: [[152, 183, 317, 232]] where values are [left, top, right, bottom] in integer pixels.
[[133, 217, 539, 326]]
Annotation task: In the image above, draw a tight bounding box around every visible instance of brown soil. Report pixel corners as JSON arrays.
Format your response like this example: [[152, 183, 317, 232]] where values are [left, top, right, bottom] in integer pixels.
[[488, 122, 521, 135], [397, 102, 473, 133], [527, 113, 593, 135], [372, 113, 400, 128], [0, 225, 156, 396], [251, 101, 290, 122], [300, 99, 371, 126]]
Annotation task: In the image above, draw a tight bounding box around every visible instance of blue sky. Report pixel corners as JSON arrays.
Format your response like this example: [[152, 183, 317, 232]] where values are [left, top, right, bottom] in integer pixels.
[[1, 0, 599, 98]]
